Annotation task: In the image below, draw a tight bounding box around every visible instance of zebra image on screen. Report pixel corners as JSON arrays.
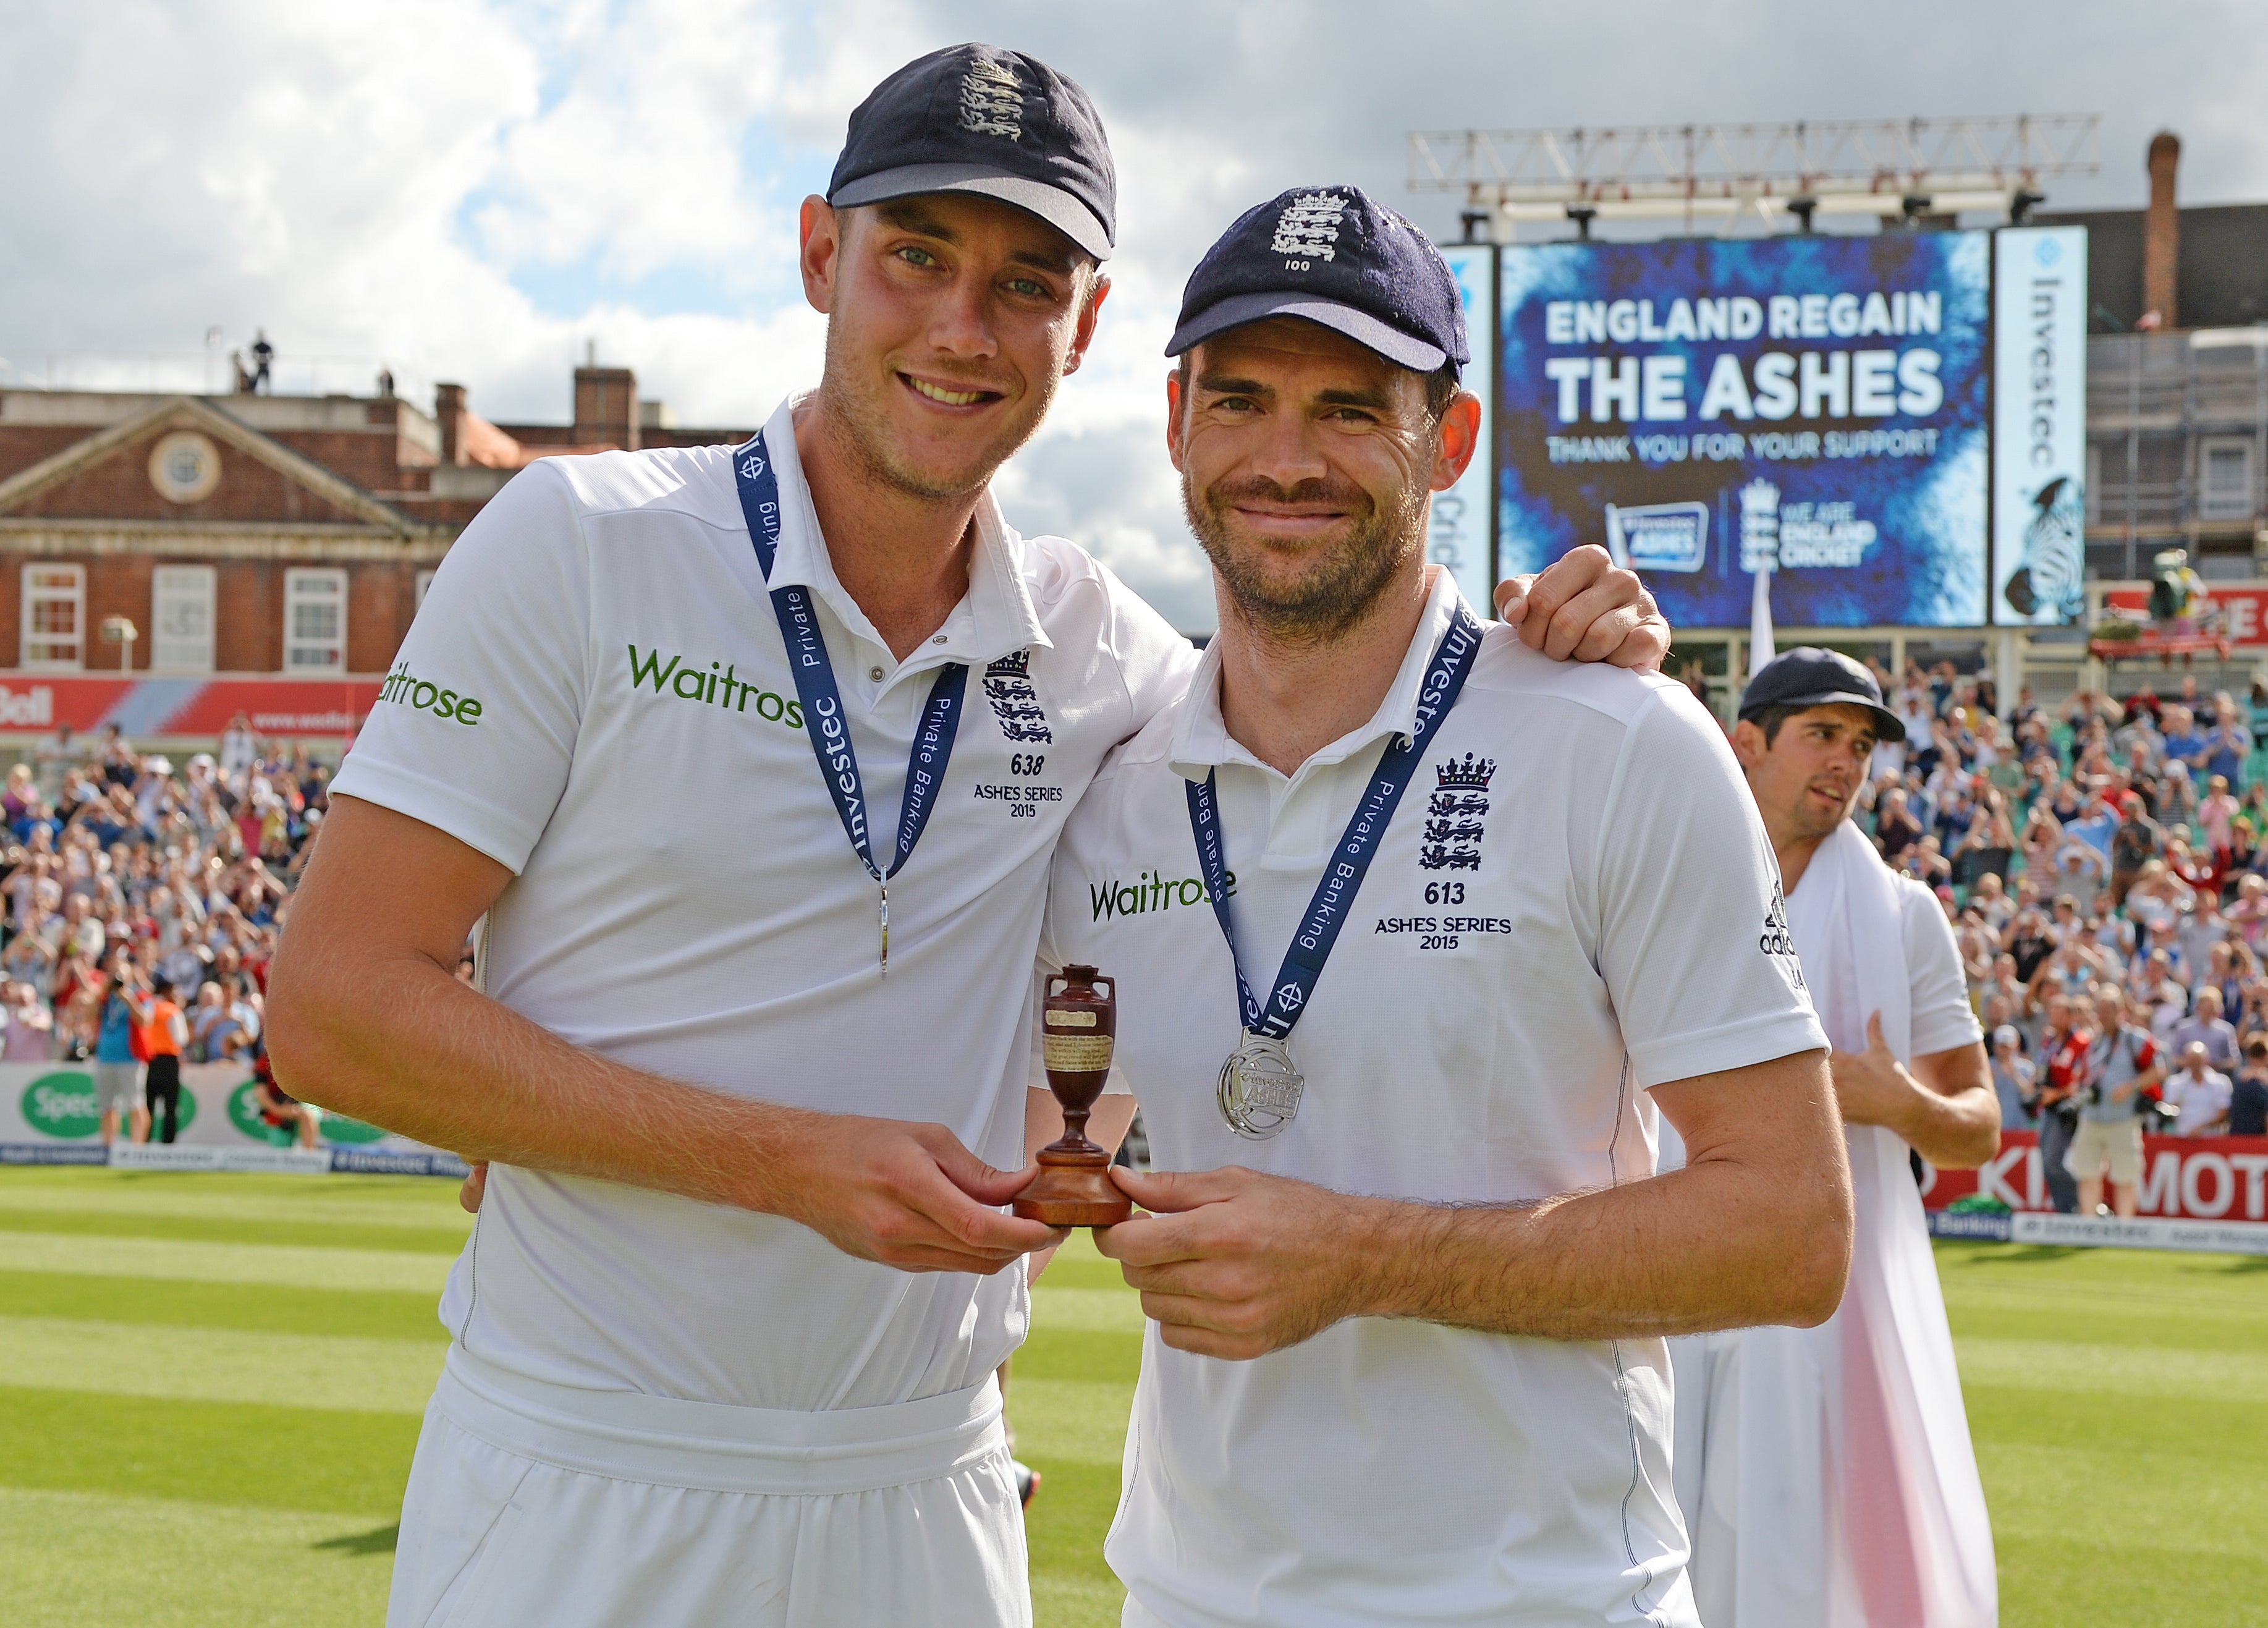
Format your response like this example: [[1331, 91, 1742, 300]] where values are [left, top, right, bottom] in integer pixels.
[[2001, 475, 2085, 623]]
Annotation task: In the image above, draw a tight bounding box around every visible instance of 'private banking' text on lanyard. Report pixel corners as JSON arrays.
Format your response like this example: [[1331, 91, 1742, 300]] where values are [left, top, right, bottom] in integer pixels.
[[734, 431, 967, 975], [1187, 603, 1484, 1137]]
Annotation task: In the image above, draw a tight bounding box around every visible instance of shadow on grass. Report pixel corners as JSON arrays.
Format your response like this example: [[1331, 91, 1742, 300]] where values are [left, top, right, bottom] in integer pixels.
[[314, 1523, 399, 1557]]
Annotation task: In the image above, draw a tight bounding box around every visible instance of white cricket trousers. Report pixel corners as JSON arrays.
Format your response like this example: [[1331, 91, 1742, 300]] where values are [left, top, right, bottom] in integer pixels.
[[386, 1345, 1030, 1628]]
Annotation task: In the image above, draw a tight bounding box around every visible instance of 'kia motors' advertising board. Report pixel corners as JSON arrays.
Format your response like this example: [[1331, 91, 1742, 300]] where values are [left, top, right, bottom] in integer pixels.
[[1924, 1129, 2268, 1221], [1496, 231, 1994, 627]]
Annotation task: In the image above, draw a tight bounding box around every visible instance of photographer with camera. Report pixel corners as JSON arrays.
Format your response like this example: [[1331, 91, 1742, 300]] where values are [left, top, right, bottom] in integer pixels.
[[2069, 986, 2164, 1218]]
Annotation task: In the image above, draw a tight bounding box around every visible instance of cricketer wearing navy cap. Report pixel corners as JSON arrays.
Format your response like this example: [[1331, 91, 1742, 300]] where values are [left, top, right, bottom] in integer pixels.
[[1167, 183, 1467, 373], [1023, 185, 1852, 1627], [1739, 646, 1906, 744], [828, 42, 1115, 261]]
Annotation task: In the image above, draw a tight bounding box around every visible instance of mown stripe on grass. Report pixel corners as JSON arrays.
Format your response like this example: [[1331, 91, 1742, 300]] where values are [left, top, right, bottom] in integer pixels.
[[1994, 1530, 2264, 1628], [0, 1315, 444, 1414], [1011, 1328, 1143, 1387], [1009, 1376, 1136, 1468], [1956, 1335, 2268, 1397], [1031, 1284, 1149, 1336], [0, 1206, 470, 1255], [0, 1269, 447, 1344], [0, 1383, 419, 1516], [1034, 1249, 1133, 1294], [0, 1485, 398, 1628], [1973, 1438, 2268, 1556], [1963, 1380, 2268, 1469], [0, 1230, 456, 1294], [0, 1175, 475, 1234]]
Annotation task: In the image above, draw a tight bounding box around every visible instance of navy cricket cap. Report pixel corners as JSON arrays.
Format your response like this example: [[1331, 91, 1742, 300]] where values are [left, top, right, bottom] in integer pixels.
[[1167, 185, 1468, 374], [827, 44, 1115, 261], [1739, 647, 1905, 743]]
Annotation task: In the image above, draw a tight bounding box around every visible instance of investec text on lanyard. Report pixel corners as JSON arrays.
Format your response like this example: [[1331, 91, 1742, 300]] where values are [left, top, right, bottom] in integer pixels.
[[1187, 602, 1484, 1137], [733, 431, 967, 974]]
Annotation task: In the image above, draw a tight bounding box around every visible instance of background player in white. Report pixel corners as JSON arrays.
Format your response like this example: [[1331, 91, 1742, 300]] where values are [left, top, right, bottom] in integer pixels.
[[1671, 648, 2002, 1628], [268, 49, 1664, 1628], [1036, 185, 1855, 1628]]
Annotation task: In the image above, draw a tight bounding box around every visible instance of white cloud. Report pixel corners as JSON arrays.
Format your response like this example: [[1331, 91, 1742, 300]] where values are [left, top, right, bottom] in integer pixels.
[[6, 0, 2268, 634]]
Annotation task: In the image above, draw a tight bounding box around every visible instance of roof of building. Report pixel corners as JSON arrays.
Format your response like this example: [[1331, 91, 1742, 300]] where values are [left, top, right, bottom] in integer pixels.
[[2033, 202, 2268, 333]]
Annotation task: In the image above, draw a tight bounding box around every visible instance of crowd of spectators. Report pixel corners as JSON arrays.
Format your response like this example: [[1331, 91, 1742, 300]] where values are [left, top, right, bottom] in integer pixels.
[[1847, 662, 2268, 1215], [0, 716, 328, 1143]]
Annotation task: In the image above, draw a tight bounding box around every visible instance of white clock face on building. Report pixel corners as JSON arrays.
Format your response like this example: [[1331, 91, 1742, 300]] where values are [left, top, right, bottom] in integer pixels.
[[148, 430, 222, 504]]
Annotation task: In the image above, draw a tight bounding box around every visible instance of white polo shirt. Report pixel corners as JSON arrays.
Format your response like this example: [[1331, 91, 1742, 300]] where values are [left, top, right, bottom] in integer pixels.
[[331, 396, 1195, 1411], [1040, 570, 1827, 1628]]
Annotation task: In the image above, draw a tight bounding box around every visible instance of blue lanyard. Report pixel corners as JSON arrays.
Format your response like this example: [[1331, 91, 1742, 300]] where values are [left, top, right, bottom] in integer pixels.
[[1185, 603, 1484, 1037], [732, 431, 968, 970]]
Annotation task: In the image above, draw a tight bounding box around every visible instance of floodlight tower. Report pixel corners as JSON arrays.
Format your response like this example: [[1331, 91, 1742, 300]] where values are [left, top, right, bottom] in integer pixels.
[[1407, 114, 2101, 239]]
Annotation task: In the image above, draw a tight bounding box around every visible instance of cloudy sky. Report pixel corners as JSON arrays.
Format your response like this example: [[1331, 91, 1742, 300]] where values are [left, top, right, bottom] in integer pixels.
[[6, 1, 2266, 629]]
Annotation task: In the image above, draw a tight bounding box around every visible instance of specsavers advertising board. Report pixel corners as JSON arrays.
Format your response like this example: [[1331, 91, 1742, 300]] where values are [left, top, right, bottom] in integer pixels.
[[1, 1061, 463, 1174]]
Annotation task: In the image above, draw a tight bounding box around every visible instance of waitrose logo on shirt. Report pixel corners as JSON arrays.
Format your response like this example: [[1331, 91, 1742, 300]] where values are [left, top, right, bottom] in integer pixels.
[[628, 645, 804, 732], [379, 664, 483, 724], [1090, 867, 1236, 923]]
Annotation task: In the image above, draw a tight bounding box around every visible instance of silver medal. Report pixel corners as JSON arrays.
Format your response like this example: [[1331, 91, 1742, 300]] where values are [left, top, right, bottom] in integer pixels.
[[1217, 1031, 1305, 1139]]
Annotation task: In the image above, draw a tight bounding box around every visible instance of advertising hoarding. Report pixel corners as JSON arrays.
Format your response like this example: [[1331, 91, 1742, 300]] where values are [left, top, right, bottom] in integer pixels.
[[1434, 244, 1497, 614], [1496, 232, 1993, 627], [0, 674, 383, 739], [1991, 226, 2091, 624], [1, 1061, 464, 1175], [1923, 1129, 2268, 1222]]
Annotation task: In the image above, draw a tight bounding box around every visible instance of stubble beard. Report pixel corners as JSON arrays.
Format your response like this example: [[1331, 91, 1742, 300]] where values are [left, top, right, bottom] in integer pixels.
[[817, 322, 1057, 504], [1184, 467, 1429, 645]]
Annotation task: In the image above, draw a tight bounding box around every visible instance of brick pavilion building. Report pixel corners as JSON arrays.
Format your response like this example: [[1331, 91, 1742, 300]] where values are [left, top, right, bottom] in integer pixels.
[[0, 363, 747, 742]]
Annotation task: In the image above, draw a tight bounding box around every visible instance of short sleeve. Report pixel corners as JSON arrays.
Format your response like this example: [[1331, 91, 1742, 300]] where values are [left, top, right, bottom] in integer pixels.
[[1594, 685, 1828, 1089], [1901, 883, 1987, 1056], [1102, 562, 1201, 736], [330, 460, 590, 872]]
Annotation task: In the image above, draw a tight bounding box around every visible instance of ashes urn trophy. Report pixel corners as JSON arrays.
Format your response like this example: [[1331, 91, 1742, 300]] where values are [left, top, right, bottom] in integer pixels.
[[1015, 965, 1133, 1226]]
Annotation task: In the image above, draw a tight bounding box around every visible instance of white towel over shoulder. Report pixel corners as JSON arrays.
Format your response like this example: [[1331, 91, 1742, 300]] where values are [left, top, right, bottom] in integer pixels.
[[1670, 819, 1995, 1628]]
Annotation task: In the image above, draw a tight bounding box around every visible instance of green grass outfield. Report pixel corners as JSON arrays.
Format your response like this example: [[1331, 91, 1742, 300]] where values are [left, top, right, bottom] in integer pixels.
[[0, 1168, 2259, 1626]]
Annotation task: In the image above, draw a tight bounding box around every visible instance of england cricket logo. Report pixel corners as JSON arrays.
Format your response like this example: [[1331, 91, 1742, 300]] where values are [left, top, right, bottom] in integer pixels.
[[983, 649, 1052, 744], [1420, 752, 1493, 871], [1271, 192, 1346, 263], [957, 57, 1024, 140]]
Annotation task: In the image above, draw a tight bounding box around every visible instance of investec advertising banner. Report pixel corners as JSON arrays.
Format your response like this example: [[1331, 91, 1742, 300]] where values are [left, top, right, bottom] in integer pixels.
[[1992, 226, 2090, 625], [1496, 232, 1993, 627], [1434, 244, 1497, 613], [0, 1061, 461, 1174], [1924, 1129, 2268, 1221]]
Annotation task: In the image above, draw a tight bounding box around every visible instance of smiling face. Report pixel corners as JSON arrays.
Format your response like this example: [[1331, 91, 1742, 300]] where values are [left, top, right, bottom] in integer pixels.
[[1166, 317, 1478, 640], [1733, 702, 1882, 849], [799, 192, 1106, 503]]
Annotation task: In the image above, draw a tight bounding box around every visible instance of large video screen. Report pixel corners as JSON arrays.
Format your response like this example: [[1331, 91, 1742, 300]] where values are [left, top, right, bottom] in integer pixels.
[[1496, 232, 1992, 627]]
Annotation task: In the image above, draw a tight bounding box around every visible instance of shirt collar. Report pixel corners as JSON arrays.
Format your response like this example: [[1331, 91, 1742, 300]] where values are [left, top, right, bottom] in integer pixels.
[[750, 394, 1051, 671], [1169, 567, 1469, 782]]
